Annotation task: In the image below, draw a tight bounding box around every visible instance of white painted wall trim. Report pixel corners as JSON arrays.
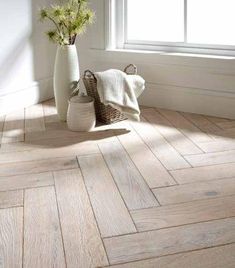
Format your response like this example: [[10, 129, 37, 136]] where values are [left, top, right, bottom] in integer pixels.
[[0, 78, 54, 116], [139, 83, 235, 119]]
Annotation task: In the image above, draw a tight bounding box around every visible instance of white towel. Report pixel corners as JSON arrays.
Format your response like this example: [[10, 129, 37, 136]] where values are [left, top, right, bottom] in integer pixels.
[[95, 69, 145, 121]]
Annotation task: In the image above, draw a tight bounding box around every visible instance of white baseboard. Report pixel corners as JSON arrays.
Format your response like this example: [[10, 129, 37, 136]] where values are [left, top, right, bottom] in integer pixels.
[[139, 83, 235, 119], [0, 78, 54, 116]]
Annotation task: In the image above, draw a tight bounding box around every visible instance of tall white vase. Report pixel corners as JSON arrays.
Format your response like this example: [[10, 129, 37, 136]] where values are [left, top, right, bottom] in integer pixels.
[[54, 45, 80, 121]]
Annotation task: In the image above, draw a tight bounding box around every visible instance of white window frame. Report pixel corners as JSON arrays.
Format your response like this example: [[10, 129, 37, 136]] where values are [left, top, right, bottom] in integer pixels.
[[106, 0, 235, 56]]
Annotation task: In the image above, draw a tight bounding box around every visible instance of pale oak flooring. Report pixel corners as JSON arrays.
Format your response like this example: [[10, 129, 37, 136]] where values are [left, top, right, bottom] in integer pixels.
[[0, 99, 235, 268]]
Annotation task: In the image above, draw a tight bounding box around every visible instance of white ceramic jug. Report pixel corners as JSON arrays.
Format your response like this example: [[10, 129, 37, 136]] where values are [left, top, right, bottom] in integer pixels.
[[67, 95, 96, 132]]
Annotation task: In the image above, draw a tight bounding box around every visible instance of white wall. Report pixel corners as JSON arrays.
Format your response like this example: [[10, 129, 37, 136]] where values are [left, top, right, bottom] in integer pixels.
[[78, 0, 235, 119], [0, 0, 55, 115], [1, 0, 235, 118]]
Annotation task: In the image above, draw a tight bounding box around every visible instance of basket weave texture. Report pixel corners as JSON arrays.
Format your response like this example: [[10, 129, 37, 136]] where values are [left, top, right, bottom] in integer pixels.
[[83, 64, 137, 124]]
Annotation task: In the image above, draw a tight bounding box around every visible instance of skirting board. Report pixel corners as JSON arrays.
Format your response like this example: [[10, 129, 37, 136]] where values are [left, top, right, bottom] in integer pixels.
[[139, 83, 235, 119], [0, 78, 54, 116]]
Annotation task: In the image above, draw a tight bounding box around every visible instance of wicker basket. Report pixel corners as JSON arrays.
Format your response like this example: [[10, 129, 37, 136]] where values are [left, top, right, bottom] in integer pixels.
[[83, 64, 138, 124]]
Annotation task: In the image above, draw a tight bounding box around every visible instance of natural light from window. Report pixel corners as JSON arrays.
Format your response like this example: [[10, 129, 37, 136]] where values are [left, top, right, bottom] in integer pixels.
[[127, 0, 184, 42], [187, 0, 235, 46], [126, 0, 235, 46]]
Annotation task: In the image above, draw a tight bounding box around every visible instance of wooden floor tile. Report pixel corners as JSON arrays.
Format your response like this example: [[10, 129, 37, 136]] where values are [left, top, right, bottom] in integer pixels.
[[99, 140, 158, 210], [130, 118, 190, 170], [106, 243, 235, 268], [104, 217, 235, 264], [0, 172, 54, 192], [185, 150, 235, 167], [181, 112, 221, 134], [131, 196, 235, 231], [54, 169, 108, 268], [25, 104, 45, 133], [115, 121, 176, 188], [170, 163, 235, 184], [0, 190, 23, 209], [24, 187, 66, 268], [0, 156, 78, 177], [197, 140, 235, 153], [0, 207, 23, 268], [142, 109, 202, 155], [1, 109, 24, 144], [0, 142, 99, 164], [158, 108, 212, 143], [42, 99, 59, 123], [79, 154, 136, 237], [0, 115, 5, 146], [1, 100, 235, 267], [153, 177, 235, 205]]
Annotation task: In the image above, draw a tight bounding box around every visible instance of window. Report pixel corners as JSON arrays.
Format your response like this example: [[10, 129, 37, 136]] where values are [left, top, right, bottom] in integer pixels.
[[108, 0, 235, 55]]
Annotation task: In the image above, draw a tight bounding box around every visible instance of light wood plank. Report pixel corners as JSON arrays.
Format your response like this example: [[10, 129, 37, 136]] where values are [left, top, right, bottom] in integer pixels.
[[115, 121, 176, 188], [106, 243, 235, 268], [153, 177, 235, 205], [24, 187, 66, 268], [130, 118, 190, 170], [131, 196, 235, 231], [104, 217, 235, 265], [181, 112, 221, 134], [0, 142, 99, 164], [171, 163, 235, 184], [158, 108, 212, 143], [216, 121, 235, 129], [54, 169, 108, 268], [0, 172, 53, 192], [1, 109, 24, 143], [0, 156, 78, 177], [142, 109, 202, 155], [197, 140, 235, 153], [212, 127, 235, 141], [0, 207, 23, 268], [0, 115, 5, 145], [99, 140, 158, 210], [25, 126, 117, 142], [42, 99, 59, 123], [79, 154, 136, 237], [206, 115, 230, 124], [0, 136, 96, 153], [25, 104, 45, 133], [0, 190, 23, 209], [185, 150, 235, 167]]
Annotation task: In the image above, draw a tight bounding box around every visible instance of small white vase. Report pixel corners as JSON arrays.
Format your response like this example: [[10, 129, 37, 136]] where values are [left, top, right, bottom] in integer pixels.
[[54, 45, 80, 121], [67, 95, 96, 132]]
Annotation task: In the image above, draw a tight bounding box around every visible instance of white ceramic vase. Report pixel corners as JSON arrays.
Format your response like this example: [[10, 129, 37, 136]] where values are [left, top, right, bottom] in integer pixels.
[[54, 45, 80, 121], [67, 95, 96, 132]]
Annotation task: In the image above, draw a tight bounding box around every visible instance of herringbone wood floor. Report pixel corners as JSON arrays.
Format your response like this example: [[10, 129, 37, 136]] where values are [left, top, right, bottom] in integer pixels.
[[0, 99, 235, 268]]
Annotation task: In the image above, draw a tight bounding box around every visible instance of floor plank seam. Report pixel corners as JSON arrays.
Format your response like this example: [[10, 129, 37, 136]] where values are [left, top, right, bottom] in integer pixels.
[[128, 120, 180, 181], [115, 137, 161, 205], [102, 216, 235, 240], [53, 176, 68, 268], [78, 164, 111, 265], [144, 111, 205, 155], [95, 147, 139, 234], [179, 111, 217, 143], [133, 215, 235, 234], [22, 189, 25, 268], [130, 194, 235, 210], [156, 108, 212, 147], [101, 242, 235, 268]]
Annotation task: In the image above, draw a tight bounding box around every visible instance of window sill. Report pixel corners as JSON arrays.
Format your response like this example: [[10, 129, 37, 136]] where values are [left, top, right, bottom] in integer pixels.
[[106, 48, 235, 60], [89, 48, 235, 71]]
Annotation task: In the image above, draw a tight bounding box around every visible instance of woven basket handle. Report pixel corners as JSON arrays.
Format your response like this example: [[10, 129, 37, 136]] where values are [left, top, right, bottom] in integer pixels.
[[84, 70, 96, 80], [124, 64, 137, 75]]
